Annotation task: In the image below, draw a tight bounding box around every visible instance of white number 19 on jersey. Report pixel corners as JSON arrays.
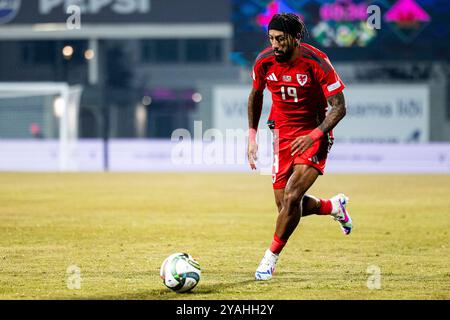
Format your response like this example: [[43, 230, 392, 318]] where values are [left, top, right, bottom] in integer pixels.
[[281, 86, 298, 102]]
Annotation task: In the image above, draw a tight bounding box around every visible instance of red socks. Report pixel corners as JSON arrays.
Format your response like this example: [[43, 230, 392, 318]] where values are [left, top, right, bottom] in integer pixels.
[[270, 233, 287, 254], [319, 198, 332, 215], [269, 199, 331, 255]]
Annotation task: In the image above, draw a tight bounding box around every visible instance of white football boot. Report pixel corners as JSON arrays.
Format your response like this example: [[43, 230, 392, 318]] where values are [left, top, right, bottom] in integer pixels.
[[255, 249, 279, 281], [330, 193, 353, 235]]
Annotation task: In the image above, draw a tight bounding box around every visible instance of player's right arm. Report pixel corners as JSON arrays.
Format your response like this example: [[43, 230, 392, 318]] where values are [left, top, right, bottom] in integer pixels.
[[247, 87, 264, 170], [247, 56, 267, 170]]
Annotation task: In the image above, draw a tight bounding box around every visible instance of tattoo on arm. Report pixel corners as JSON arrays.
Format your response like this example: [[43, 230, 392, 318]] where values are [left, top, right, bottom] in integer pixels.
[[248, 88, 264, 130], [318, 91, 346, 134]]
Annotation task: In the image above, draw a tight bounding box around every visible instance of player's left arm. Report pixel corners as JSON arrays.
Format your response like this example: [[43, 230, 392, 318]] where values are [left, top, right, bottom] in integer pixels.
[[290, 91, 346, 155], [318, 91, 346, 133]]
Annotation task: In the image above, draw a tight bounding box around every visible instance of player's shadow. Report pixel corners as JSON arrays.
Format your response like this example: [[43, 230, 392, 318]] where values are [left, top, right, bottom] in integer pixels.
[[77, 279, 258, 300], [51, 270, 308, 300]]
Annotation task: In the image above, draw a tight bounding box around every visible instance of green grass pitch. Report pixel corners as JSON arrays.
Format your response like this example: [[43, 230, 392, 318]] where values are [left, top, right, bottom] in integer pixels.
[[0, 172, 449, 300]]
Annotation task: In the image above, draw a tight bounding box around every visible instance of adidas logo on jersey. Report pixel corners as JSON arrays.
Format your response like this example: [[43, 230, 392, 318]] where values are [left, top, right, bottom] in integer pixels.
[[308, 156, 319, 164], [266, 73, 278, 81]]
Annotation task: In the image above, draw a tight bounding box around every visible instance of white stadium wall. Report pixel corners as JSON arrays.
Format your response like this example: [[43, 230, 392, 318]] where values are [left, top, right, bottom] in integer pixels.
[[1, 83, 449, 173], [1, 140, 450, 173]]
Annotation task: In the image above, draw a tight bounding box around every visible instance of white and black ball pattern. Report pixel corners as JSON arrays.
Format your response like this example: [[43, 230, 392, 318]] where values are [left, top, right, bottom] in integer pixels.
[[160, 253, 201, 293]]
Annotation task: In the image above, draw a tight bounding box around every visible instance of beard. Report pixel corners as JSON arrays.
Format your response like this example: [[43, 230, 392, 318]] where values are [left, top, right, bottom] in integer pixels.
[[274, 46, 294, 62]]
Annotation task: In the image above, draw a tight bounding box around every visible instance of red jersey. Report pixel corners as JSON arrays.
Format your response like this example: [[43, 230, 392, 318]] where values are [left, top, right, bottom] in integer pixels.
[[252, 43, 345, 135]]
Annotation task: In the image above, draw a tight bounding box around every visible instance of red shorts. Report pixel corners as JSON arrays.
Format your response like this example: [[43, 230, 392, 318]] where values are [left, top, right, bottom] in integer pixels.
[[271, 129, 333, 189]]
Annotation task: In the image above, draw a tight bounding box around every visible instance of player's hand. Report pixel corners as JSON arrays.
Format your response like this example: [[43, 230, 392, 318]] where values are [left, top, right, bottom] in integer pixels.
[[247, 140, 258, 170], [290, 135, 314, 156]]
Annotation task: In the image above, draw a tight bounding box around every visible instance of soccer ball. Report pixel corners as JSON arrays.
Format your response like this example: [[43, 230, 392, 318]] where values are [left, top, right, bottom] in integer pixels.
[[160, 252, 201, 293]]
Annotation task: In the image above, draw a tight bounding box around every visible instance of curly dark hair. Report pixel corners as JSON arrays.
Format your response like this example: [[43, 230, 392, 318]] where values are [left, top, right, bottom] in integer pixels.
[[268, 13, 309, 42]]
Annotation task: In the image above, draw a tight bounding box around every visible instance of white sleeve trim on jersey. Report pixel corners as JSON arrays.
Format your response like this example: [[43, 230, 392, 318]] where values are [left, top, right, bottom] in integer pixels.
[[327, 81, 341, 92], [252, 69, 256, 81]]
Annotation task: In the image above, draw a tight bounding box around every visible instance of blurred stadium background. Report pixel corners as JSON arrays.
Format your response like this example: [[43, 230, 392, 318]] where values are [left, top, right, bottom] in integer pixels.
[[0, 0, 449, 172]]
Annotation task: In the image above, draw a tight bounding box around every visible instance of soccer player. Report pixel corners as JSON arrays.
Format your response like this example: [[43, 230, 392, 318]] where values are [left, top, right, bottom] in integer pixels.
[[247, 13, 353, 281]]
